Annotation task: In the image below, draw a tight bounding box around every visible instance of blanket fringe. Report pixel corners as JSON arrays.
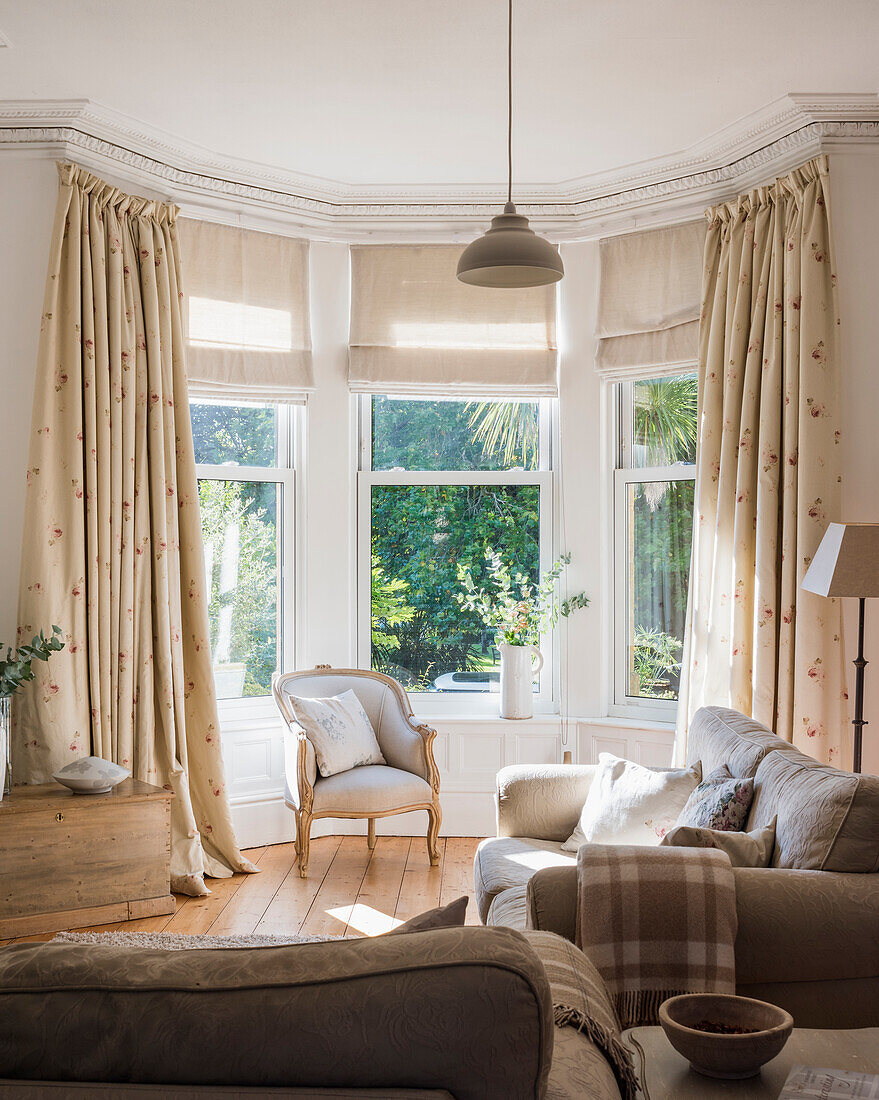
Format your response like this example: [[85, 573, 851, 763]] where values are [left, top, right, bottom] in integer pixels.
[[614, 988, 684, 1030], [554, 1003, 641, 1100]]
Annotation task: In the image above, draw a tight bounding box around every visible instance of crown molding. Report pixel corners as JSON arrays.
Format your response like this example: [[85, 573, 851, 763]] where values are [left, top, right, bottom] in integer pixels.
[[0, 94, 878, 240]]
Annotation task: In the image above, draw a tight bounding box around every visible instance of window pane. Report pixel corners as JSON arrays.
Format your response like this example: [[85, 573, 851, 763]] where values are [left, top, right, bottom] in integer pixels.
[[190, 401, 278, 467], [628, 374, 697, 469], [199, 479, 281, 698], [625, 479, 693, 700], [371, 396, 540, 472], [370, 484, 540, 691]]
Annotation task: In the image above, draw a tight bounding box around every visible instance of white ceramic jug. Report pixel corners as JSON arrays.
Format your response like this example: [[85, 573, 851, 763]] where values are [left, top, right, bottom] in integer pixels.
[[498, 642, 544, 719]]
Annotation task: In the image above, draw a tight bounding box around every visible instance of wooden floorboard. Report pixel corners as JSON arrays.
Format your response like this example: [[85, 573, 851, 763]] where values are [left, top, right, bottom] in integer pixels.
[[440, 836, 482, 925], [255, 835, 343, 935], [343, 835, 411, 935], [1, 838, 483, 943], [392, 836, 446, 923], [298, 836, 376, 938]]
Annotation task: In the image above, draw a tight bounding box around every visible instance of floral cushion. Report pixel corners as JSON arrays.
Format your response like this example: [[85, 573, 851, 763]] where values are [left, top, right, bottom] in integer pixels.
[[288, 689, 386, 777], [676, 764, 754, 831]]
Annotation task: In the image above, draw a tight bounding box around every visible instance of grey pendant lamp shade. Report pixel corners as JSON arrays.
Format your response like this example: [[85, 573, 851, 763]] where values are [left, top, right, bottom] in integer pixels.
[[457, 0, 564, 288]]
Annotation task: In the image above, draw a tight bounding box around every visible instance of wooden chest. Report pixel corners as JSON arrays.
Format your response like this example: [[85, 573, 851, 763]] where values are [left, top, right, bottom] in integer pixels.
[[0, 778, 175, 938]]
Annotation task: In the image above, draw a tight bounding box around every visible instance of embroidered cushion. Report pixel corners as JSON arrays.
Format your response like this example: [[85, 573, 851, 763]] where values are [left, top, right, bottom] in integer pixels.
[[661, 819, 776, 868], [676, 764, 754, 831], [561, 754, 702, 850], [288, 689, 386, 778]]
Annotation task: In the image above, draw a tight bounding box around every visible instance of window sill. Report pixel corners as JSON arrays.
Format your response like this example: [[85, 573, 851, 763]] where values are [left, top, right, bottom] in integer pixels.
[[413, 712, 563, 725], [580, 714, 676, 734]]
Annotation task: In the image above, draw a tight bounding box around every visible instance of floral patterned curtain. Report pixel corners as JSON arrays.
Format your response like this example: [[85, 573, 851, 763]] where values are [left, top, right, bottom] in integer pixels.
[[676, 156, 849, 766], [15, 163, 257, 894]]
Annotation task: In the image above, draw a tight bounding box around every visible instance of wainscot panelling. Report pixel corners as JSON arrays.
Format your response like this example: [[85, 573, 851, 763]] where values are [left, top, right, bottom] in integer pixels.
[[223, 712, 675, 848]]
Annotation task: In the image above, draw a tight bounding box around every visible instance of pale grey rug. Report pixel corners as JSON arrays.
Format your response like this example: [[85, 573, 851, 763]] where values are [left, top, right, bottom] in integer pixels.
[[53, 931, 339, 949]]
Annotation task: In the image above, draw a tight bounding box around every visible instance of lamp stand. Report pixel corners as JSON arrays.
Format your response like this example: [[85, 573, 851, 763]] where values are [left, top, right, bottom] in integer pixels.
[[852, 596, 867, 774]]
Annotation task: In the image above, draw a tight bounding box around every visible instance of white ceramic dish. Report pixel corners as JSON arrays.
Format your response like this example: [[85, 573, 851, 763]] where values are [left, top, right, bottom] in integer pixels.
[[53, 756, 130, 794]]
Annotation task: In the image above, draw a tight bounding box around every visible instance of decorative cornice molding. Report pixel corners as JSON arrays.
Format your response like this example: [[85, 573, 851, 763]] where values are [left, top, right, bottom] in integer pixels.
[[0, 94, 877, 240]]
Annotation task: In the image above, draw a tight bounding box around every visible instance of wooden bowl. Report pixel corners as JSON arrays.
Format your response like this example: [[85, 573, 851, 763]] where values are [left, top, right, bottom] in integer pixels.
[[659, 993, 793, 1079]]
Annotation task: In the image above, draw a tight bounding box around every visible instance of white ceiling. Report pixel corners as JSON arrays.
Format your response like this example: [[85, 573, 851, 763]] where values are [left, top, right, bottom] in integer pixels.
[[0, 0, 877, 194]]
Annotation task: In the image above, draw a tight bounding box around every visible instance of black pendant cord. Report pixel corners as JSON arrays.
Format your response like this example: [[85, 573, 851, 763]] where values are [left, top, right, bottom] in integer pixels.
[[506, 0, 514, 210], [853, 596, 867, 773]]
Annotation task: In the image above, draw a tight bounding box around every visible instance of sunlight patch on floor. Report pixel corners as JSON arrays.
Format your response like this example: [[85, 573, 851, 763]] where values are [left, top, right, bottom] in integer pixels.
[[326, 903, 404, 936]]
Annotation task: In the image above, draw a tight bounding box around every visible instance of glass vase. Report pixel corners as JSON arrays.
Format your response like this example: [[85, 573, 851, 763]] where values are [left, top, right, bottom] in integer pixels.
[[0, 695, 10, 800]]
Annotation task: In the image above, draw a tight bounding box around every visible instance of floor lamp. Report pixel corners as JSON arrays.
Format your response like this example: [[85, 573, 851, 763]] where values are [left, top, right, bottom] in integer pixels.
[[802, 522, 879, 773]]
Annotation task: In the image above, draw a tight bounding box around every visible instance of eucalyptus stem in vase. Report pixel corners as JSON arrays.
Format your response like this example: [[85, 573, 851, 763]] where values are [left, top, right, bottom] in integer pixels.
[[456, 551, 589, 719], [0, 625, 65, 798]]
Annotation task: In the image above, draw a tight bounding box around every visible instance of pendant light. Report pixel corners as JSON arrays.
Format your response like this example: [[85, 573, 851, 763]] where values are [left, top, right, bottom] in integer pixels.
[[457, 0, 564, 288]]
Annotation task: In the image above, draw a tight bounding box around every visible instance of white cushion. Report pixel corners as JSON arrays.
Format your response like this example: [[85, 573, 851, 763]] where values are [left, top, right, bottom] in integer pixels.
[[288, 689, 386, 778], [312, 764, 432, 815], [661, 819, 777, 868], [561, 753, 702, 851]]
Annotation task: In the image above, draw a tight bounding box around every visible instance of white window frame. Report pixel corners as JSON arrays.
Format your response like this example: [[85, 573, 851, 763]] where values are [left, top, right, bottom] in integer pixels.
[[192, 400, 297, 718], [357, 394, 556, 716], [610, 376, 696, 723]]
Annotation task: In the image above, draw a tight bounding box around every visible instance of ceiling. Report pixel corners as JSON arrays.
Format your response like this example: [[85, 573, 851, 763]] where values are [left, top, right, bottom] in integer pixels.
[[0, 0, 877, 196]]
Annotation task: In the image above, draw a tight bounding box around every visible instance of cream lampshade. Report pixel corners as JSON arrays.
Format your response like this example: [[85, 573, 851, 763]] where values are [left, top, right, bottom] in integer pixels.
[[802, 522, 879, 772]]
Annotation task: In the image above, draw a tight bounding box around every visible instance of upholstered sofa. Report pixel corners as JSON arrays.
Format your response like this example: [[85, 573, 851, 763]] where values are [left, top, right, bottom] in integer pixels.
[[475, 706, 879, 1028], [0, 927, 626, 1099]]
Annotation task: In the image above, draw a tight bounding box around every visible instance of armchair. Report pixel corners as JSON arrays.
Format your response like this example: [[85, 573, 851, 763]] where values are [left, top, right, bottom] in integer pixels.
[[272, 666, 442, 877]]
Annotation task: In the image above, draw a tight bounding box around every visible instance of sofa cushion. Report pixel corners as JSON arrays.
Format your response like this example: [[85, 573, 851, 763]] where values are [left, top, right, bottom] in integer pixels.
[[487, 885, 529, 930], [749, 748, 879, 872], [475, 837, 576, 923], [387, 895, 468, 935], [287, 689, 386, 777], [660, 820, 776, 868], [561, 755, 701, 850], [686, 706, 793, 777], [675, 765, 754, 831]]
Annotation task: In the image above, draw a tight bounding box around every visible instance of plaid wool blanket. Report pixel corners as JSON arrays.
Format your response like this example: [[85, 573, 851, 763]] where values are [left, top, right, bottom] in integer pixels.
[[575, 843, 737, 1029], [524, 931, 640, 1100]]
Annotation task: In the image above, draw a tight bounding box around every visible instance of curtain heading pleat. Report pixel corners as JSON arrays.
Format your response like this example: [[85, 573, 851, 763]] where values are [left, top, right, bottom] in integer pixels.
[[178, 218, 313, 403], [596, 221, 705, 379], [349, 244, 558, 396]]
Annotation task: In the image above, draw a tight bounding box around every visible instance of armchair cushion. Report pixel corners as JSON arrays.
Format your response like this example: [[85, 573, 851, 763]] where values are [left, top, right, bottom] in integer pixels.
[[287, 690, 386, 778], [312, 765, 432, 816]]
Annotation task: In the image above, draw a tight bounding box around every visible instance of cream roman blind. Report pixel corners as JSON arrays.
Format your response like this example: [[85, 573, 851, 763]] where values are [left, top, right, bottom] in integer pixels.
[[596, 220, 705, 379], [349, 244, 558, 396], [178, 218, 313, 402]]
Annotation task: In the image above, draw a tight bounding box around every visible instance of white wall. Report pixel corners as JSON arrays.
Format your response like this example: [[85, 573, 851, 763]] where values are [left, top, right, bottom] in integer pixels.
[[0, 157, 58, 643], [827, 149, 879, 776]]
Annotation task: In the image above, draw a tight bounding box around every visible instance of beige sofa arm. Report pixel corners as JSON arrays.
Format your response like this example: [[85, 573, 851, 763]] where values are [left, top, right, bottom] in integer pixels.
[[733, 867, 879, 984], [497, 763, 596, 840], [527, 865, 578, 940], [526, 863, 879, 1003], [0, 928, 554, 1099]]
